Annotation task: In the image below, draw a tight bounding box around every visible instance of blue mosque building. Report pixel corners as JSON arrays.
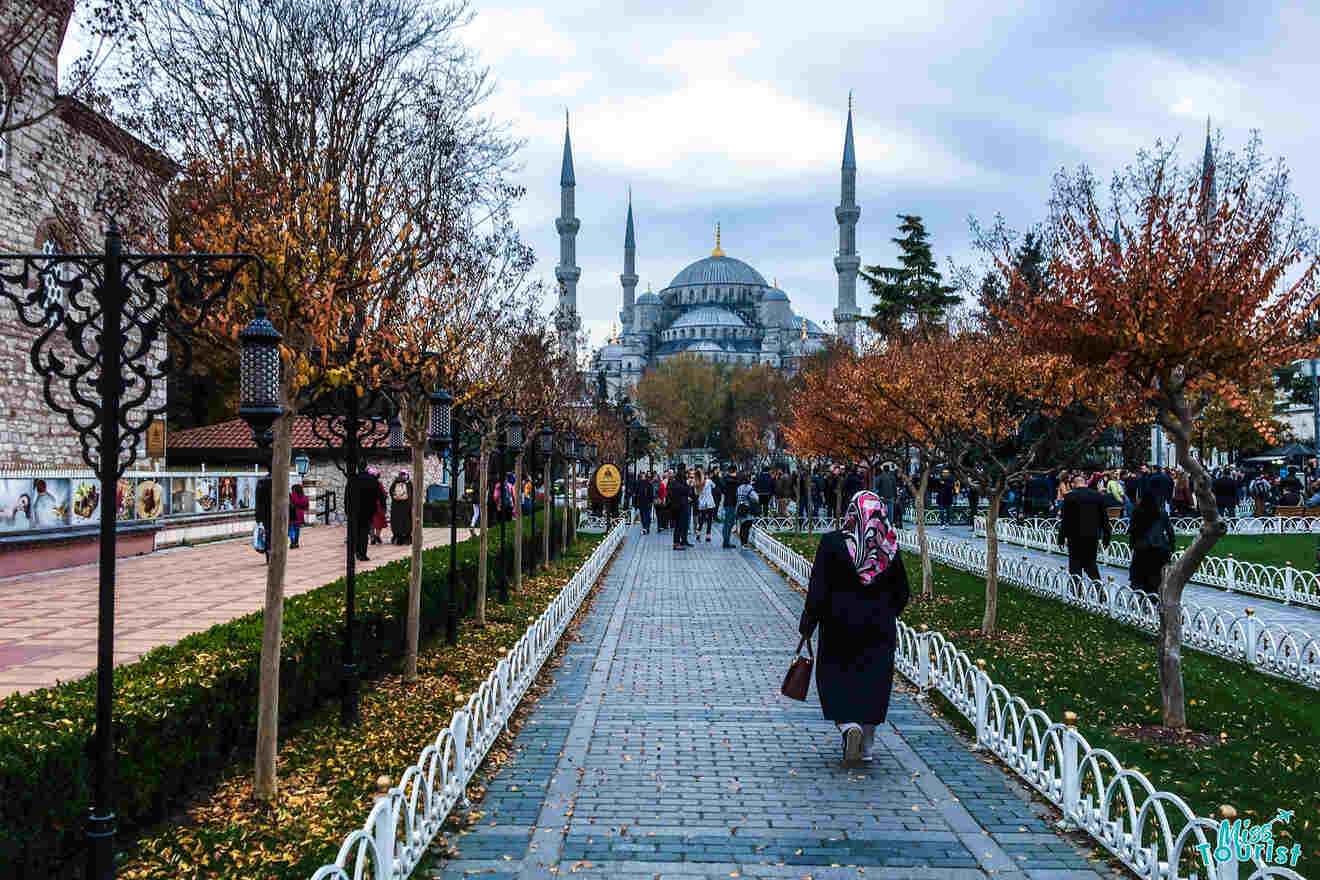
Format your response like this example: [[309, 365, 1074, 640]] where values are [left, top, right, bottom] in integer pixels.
[[558, 100, 864, 395]]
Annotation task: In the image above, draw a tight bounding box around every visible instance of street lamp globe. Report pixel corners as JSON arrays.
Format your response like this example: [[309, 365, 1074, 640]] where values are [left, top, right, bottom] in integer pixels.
[[507, 412, 524, 453], [238, 304, 283, 449], [537, 421, 554, 456], [428, 386, 452, 451], [294, 454, 310, 476]]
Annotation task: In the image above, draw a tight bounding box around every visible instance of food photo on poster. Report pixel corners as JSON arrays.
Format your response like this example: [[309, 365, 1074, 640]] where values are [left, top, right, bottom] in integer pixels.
[[117, 479, 136, 521], [136, 479, 166, 519], [218, 476, 238, 511], [70, 479, 101, 525]]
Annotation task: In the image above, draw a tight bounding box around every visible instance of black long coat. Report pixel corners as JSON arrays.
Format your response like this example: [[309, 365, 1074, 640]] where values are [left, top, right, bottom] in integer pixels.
[[798, 531, 910, 723]]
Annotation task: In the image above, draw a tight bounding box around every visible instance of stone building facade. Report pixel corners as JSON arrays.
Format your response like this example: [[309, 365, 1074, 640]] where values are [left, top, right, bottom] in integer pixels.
[[1, 0, 170, 470]]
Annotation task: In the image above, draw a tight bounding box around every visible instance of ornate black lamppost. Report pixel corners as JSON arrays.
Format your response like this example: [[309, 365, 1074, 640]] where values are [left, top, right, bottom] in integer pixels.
[[537, 421, 555, 565], [497, 412, 524, 603], [426, 388, 522, 639], [298, 334, 439, 728], [0, 222, 268, 880]]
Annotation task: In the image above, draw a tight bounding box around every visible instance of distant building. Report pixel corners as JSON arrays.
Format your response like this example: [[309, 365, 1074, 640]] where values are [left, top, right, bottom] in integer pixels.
[[555, 98, 864, 398]]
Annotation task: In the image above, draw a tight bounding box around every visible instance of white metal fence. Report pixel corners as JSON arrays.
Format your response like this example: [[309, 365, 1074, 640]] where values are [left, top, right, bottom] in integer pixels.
[[750, 526, 1307, 880], [974, 518, 1320, 609], [309, 518, 629, 880], [1004, 513, 1320, 537]]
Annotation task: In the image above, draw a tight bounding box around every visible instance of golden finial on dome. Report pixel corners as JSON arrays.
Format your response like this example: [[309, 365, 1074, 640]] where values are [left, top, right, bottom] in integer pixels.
[[609, 321, 619, 343], [801, 316, 807, 341], [711, 222, 725, 257]]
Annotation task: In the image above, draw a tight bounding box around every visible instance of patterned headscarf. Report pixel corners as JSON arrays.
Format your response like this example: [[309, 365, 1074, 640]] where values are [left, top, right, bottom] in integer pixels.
[[842, 490, 899, 586]]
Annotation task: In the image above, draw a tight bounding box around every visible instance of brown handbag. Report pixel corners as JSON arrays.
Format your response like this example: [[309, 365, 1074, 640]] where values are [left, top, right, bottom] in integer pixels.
[[780, 636, 814, 701]]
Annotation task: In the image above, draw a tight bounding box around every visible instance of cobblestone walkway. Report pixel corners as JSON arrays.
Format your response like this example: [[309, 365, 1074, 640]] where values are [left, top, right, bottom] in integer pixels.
[[927, 523, 1320, 632], [425, 528, 1108, 879]]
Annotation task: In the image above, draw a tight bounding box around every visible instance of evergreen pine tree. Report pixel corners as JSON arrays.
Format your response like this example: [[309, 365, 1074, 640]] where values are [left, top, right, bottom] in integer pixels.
[[978, 230, 1048, 333], [862, 214, 960, 335]]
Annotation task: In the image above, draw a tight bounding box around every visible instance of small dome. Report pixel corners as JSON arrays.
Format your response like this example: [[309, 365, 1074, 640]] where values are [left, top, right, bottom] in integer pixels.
[[762, 288, 789, 302], [781, 312, 827, 334], [669, 307, 749, 330], [636, 291, 661, 305], [667, 255, 768, 288]]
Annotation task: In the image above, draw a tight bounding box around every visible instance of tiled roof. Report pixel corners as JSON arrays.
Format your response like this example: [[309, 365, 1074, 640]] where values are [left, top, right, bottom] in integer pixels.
[[169, 416, 395, 450]]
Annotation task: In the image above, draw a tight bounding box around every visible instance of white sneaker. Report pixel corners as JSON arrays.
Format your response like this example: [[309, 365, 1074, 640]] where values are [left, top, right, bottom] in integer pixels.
[[841, 723, 862, 763], [861, 724, 876, 763]]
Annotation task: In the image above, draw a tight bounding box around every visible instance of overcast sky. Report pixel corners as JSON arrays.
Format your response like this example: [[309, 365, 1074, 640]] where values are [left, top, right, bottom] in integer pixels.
[[66, 2, 1320, 354]]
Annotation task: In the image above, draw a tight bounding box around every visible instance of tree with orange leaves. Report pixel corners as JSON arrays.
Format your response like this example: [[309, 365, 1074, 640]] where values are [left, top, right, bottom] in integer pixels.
[[1010, 131, 1320, 728], [787, 344, 939, 598], [883, 326, 1120, 635]]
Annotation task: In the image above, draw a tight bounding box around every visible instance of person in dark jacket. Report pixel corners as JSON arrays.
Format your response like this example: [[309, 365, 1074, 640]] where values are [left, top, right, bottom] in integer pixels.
[[389, 470, 413, 545], [876, 466, 898, 513], [635, 471, 655, 534], [1058, 474, 1113, 580], [842, 466, 864, 508], [799, 490, 910, 765], [721, 470, 742, 548], [1128, 492, 1174, 592], [754, 468, 774, 514], [254, 474, 273, 557], [348, 466, 385, 561], [1142, 467, 1174, 513], [668, 465, 693, 550], [1212, 471, 1239, 517], [774, 469, 794, 517], [935, 469, 955, 526]]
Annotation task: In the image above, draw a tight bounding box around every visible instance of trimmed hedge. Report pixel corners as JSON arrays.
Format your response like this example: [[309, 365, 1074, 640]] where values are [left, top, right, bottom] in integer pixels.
[[0, 516, 577, 879]]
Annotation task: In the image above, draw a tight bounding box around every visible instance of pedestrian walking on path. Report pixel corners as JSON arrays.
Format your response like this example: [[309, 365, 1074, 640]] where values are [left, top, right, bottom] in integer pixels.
[[1129, 492, 1174, 592], [799, 491, 910, 765], [696, 467, 716, 541], [1058, 473, 1112, 580], [288, 483, 309, 548]]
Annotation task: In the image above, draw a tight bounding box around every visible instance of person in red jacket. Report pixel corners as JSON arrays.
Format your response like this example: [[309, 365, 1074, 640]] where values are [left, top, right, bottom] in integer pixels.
[[288, 484, 310, 548]]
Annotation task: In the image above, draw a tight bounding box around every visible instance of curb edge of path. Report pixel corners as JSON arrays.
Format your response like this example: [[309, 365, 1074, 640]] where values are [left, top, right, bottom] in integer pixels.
[[516, 526, 645, 879]]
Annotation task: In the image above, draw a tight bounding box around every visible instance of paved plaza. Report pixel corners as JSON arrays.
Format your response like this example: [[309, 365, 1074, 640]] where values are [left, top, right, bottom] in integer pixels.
[[0, 524, 472, 697], [425, 528, 1109, 879], [926, 523, 1320, 632]]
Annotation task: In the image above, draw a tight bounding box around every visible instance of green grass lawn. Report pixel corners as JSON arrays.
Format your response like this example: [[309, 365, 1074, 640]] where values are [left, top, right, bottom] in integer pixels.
[[772, 532, 1320, 864], [1111, 532, 1320, 572]]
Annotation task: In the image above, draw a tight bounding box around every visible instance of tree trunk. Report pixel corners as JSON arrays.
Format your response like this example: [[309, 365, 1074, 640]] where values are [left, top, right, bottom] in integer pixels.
[[981, 488, 1003, 636], [476, 430, 491, 627], [903, 466, 934, 599], [404, 437, 425, 684], [253, 382, 293, 803], [513, 451, 523, 588], [1156, 398, 1227, 730]]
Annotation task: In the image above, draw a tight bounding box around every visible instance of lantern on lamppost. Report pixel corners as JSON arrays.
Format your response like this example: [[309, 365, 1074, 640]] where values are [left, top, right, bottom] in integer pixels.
[[238, 305, 284, 450]]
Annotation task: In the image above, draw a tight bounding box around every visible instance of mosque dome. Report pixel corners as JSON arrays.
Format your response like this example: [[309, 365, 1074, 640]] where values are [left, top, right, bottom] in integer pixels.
[[667, 255, 769, 289], [636, 290, 661, 305], [670, 307, 748, 329], [763, 288, 789, 302]]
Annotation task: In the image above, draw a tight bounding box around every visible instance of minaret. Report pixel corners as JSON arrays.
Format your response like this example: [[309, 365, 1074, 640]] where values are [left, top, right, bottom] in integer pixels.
[[1199, 117, 1216, 226], [555, 111, 581, 364], [833, 92, 861, 347], [620, 188, 637, 331]]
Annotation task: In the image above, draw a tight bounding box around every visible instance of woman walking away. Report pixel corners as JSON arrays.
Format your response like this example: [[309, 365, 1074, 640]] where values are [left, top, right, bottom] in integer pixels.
[[288, 483, 309, 548], [696, 467, 717, 542], [799, 491, 910, 765], [1128, 492, 1174, 593]]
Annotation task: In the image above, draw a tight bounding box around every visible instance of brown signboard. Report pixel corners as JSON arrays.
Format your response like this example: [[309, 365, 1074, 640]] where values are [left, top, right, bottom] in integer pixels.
[[146, 419, 166, 459]]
